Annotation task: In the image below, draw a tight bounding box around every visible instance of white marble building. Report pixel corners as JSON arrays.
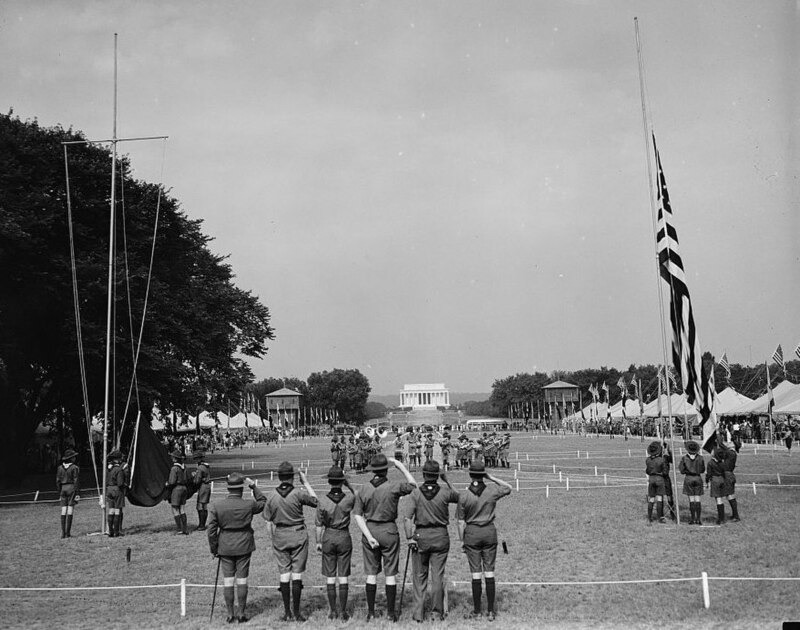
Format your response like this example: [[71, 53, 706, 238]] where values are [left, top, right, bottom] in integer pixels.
[[400, 383, 450, 409]]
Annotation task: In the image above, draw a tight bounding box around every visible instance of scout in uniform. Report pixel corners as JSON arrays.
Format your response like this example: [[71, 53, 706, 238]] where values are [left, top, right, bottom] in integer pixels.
[[393, 434, 405, 464], [403, 460, 459, 622], [457, 461, 513, 621], [119, 453, 131, 535], [439, 433, 452, 470], [331, 437, 339, 466], [353, 453, 417, 621], [645, 441, 669, 523], [315, 466, 355, 620], [678, 440, 706, 524], [414, 434, 423, 469], [706, 446, 728, 525], [722, 441, 740, 522], [660, 441, 676, 520], [56, 449, 80, 538], [193, 451, 211, 530], [105, 449, 127, 537], [499, 433, 511, 468], [166, 449, 190, 534], [207, 473, 266, 623], [424, 433, 435, 462], [262, 462, 319, 621]]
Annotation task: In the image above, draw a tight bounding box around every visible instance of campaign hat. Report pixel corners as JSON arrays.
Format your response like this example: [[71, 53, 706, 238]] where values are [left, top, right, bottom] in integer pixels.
[[170, 449, 185, 460], [647, 441, 662, 457], [108, 449, 123, 462], [367, 453, 389, 472], [684, 440, 700, 455], [422, 460, 440, 478], [62, 449, 78, 461], [226, 472, 245, 488], [278, 461, 294, 478], [468, 460, 487, 476], [327, 466, 345, 482]]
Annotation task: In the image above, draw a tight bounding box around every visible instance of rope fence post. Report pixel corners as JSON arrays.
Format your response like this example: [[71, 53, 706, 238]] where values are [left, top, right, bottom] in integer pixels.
[[566, 477, 569, 491], [180, 578, 186, 617], [34, 491, 39, 503], [752, 482, 756, 495], [701, 572, 709, 609], [546, 485, 549, 498], [515, 478, 520, 492]]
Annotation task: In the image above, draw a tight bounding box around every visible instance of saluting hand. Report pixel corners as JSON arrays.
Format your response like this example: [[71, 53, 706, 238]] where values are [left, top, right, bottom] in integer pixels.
[[244, 477, 254, 487], [298, 470, 307, 483]]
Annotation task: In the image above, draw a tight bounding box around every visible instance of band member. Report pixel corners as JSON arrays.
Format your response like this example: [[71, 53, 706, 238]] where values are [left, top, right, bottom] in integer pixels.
[[166, 449, 189, 535], [439, 433, 452, 470], [207, 473, 266, 623], [105, 449, 126, 537], [457, 461, 512, 620], [645, 441, 668, 523], [56, 449, 80, 538], [262, 462, 318, 621], [193, 451, 211, 530], [705, 447, 727, 525], [315, 466, 355, 620], [722, 441, 740, 522], [393, 433, 405, 464], [678, 440, 705, 524], [403, 460, 459, 622], [424, 433, 435, 462], [499, 433, 511, 468], [353, 454, 417, 621]]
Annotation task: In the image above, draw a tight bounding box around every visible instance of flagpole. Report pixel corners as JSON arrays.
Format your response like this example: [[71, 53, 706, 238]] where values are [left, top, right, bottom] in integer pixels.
[[635, 18, 682, 525], [766, 362, 774, 445]]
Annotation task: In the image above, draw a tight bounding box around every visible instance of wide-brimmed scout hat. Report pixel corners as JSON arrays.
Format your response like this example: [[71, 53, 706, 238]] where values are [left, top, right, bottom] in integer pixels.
[[327, 466, 345, 482], [712, 446, 726, 460], [367, 453, 389, 472], [278, 461, 294, 477], [422, 460, 440, 478], [170, 449, 185, 460], [684, 440, 700, 455], [226, 472, 245, 488], [108, 449, 122, 462], [468, 460, 487, 476], [647, 441, 662, 457], [62, 449, 78, 461]]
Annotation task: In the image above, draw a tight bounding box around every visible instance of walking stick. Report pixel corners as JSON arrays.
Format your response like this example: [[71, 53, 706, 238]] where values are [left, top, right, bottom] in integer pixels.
[[398, 545, 412, 617], [209, 555, 221, 621]]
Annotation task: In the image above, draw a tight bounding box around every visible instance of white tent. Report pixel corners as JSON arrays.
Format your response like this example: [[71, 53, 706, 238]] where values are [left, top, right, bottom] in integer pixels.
[[608, 399, 644, 419], [727, 381, 799, 415], [642, 393, 696, 419], [772, 384, 800, 415], [714, 387, 754, 415]]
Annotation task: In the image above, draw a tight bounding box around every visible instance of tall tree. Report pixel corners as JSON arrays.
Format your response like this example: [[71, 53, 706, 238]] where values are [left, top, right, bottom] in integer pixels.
[[306, 368, 371, 425]]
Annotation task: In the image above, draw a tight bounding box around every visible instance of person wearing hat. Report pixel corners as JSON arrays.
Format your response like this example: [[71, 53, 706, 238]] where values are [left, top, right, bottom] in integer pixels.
[[456, 460, 513, 621], [192, 451, 211, 531], [498, 433, 511, 469], [705, 446, 728, 524], [645, 441, 669, 523], [105, 450, 127, 537], [118, 451, 131, 536], [56, 449, 80, 538], [439, 432, 451, 471], [315, 466, 356, 620], [403, 460, 459, 622], [166, 449, 190, 534], [262, 461, 319, 621], [721, 441, 740, 522], [678, 440, 706, 524], [207, 473, 266, 623], [353, 453, 417, 621]]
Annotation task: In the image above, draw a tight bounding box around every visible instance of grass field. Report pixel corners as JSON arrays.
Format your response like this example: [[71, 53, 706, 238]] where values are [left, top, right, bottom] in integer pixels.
[[1, 432, 799, 629]]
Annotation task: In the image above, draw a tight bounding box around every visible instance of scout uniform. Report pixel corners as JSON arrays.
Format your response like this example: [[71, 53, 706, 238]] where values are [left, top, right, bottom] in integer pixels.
[[645, 441, 668, 523], [56, 449, 80, 538], [105, 449, 127, 537], [722, 441, 740, 522], [207, 472, 266, 623], [439, 434, 451, 470], [353, 453, 416, 621], [457, 460, 512, 621], [393, 435, 405, 463], [499, 433, 511, 468], [424, 434, 435, 462], [404, 460, 459, 622], [678, 440, 705, 524], [705, 447, 727, 524], [315, 466, 355, 620], [119, 457, 131, 535], [262, 461, 318, 621], [166, 449, 189, 534], [414, 435, 423, 468], [193, 451, 211, 530]]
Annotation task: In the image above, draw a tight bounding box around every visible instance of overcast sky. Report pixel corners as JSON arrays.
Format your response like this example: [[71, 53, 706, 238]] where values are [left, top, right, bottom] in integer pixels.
[[2, 1, 798, 396]]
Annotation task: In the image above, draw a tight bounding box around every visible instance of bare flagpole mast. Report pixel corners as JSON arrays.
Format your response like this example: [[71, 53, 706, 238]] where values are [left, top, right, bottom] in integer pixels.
[[634, 18, 681, 526]]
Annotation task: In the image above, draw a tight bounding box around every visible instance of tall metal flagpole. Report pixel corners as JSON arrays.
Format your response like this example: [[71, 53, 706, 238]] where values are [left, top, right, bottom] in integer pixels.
[[634, 18, 681, 526]]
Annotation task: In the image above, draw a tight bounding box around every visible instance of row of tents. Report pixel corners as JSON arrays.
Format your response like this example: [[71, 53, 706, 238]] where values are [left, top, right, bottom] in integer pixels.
[[570, 383, 800, 421], [151, 410, 288, 432]]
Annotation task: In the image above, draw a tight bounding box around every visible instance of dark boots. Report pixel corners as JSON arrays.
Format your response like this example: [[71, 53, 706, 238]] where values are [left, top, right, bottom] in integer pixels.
[[647, 501, 654, 522], [291, 579, 304, 621], [716, 503, 725, 525], [196, 509, 208, 530], [173, 515, 183, 534], [61, 515, 67, 539], [729, 499, 740, 522], [180, 513, 189, 535], [279, 581, 292, 621]]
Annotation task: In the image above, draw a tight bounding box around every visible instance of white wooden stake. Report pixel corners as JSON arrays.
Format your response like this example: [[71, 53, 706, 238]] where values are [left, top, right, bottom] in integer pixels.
[[559, 471, 562, 482], [566, 477, 570, 491], [752, 482, 756, 495], [34, 490, 39, 502], [701, 572, 710, 609], [546, 485, 549, 498], [515, 478, 519, 492], [594, 466, 598, 476], [180, 578, 186, 617], [603, 473, 607, 486]]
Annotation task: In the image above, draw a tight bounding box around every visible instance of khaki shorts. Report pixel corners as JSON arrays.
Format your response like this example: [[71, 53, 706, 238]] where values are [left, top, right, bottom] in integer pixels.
[[321, 528, 353, 577], [362, 521, 400, 576], [170, 485, 188, 507], [272, 526, 309, 574], [59, 484, 77, 507], [220, 554, 251, 579], [105, 486, 125, 509], [647, 476, 666, 498], [463, 522, 498, 573]]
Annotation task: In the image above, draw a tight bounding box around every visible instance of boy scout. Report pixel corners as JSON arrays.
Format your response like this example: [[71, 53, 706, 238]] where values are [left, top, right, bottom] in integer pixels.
[[353, 453, 417, 621], [645, 441, 669, 523], [315, 466, 355, 620], [403, 460, 459, 622], [56, 449, 80, 538], [678, 440, 705, 524], [207, 473, 266, 623], [722, 441, 740, 522], [457, 460, 512, 621], [166, 449, 190, 534], [105, 449, 126, 537], [263, 462, 318, 621], [193, 451, 211, 530], [706, 446, 728, 525]]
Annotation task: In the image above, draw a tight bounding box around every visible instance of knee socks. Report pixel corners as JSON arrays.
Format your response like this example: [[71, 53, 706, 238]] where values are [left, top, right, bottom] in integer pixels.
[[365, 583, 377, 615], [223, 586, 235, 618], [279, 582, 291, 615], [291, 579, 303, 617], [326, 584, 337, 612], [338, 583, 349, 612], [385, 584, 397, 617], [238, 584, 248, 617], [485, 577, 496, 613], [471, 578, 482, 613]]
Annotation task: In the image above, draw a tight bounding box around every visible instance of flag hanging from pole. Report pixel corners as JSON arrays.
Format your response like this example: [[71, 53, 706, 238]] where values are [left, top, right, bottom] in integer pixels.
[[772, 345, 785, 375], [795, 342, 800, 360], [653, 134, 716, 452], [719, 352, 731, 381]]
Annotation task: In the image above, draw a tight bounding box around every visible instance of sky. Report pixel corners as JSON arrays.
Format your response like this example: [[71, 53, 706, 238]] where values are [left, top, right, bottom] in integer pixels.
[[2, 1, 798, 396]]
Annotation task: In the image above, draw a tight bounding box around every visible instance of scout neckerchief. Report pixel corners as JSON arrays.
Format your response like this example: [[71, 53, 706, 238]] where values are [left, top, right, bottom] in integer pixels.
[[420, 481, 440, 501], [327, 486, 345, 504], [62, 462, 73, 470], [468, 479, 486, 497], [276, 481, 294, 498], [370, 475, 387, 488]]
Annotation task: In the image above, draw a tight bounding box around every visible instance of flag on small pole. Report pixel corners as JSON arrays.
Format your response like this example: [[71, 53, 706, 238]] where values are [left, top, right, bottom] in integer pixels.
[[795, 342, 800, 360], [719, 352, 731, 382], [772, 344, 786, 377]]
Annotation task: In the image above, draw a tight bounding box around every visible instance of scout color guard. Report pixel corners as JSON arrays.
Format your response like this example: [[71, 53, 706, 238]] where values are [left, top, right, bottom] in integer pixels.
[[56, 448, 80, 538]]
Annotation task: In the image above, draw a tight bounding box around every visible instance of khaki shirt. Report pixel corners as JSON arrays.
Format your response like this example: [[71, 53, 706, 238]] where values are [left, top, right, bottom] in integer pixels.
[[264, 483, 318, 527], [315, 490, 355, 530], [404, 483, 459, 527], [457, 482, 511, 526], [354, 477, 414, 523]]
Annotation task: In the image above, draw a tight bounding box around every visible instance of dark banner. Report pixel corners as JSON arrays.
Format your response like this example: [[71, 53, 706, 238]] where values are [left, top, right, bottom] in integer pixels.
[[127, 419, 171, 507]]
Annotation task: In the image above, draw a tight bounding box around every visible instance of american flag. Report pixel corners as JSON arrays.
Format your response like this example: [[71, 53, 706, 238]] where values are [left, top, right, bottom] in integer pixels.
[[795, 342, 800, 360], [772, 345, 785, 372], [719, 352, 731, 380], [653, 134, 716, 452]]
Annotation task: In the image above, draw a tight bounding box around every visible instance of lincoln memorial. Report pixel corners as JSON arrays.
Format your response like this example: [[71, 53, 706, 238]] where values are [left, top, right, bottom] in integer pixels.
[[400, 383, 450, 409]]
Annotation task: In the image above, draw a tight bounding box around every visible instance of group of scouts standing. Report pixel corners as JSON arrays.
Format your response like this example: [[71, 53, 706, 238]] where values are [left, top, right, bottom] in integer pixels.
[[204, 453, 512, 623], [645, 438, 740, 525]]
